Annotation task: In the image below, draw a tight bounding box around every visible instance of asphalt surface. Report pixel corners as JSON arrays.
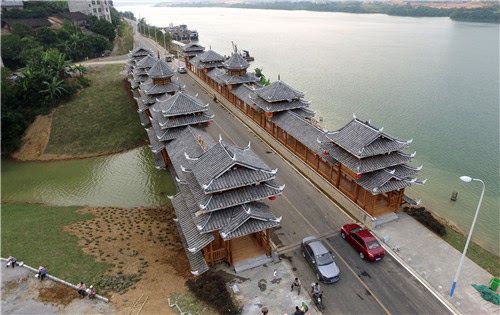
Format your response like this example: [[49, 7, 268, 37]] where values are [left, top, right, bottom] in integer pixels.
[[133, 32, 451, 314]]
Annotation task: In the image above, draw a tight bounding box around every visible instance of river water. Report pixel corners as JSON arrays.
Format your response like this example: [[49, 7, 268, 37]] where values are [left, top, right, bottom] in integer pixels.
[[119, 6, 499, 254], [2, 146, 175, 208]]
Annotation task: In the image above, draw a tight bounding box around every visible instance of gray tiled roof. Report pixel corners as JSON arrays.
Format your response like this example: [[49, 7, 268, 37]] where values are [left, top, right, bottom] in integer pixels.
[[129, 46, 153, 58], [320, 141, 415, 174], [291, 107, 316, 119], [199, 50, 225, 63], [171, 193, 214, 253], [354, 164, 424, 194], [158, 113, 214, 129], [138, 88, 156, 105], [208, 68, 258, 86], [271, 110, 328, 157], [165, 127, 216, 182], [325, 117, 412, 158], [231, 84, 309, 113], [190, 140, 272, 190], [147, 59, 175, 79], [154, 92, 209, 117], [146, 128, 164, 153], [135, 55, 157, 69], [138, 110, 150, 127], [151, 150, 166, 169], [183, 42, 205, 52], [185, 170, 284, 212], [223, 52, 250, 70], [219, 202, 280, 240], [255, 80, 305, 103], [204, 167, 276, 193], [189, 56, 224, 70], [173, 211, 210, 275], [140, 78, 181, 96]]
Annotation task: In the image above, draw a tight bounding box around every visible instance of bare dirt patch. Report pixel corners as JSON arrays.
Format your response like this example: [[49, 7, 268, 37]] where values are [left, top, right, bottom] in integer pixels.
[[11, 114, 53, 161], [64, 206, 199, 314], [37, 283, 78, 306]]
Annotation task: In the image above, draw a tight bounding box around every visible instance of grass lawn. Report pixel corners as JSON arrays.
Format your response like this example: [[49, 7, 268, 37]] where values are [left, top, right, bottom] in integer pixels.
[[45, 64, 145, 155], [1, 203, 113, 285], [442, 226, 500, 276]]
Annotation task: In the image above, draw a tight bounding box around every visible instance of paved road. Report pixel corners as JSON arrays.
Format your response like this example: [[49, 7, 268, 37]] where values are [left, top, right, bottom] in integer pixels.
[[133, 33, 451, 314]]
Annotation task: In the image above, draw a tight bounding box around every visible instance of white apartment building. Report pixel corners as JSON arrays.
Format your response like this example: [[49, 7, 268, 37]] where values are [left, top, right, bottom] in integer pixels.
[[67, 0, 112, 23]]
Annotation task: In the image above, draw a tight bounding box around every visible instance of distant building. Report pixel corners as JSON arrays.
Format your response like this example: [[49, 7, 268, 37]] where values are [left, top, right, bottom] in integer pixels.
[[48, 12, 88, 28], [1, 0, 23, 12], [2, 18, 52, 34], [67, 0, 111, 23]]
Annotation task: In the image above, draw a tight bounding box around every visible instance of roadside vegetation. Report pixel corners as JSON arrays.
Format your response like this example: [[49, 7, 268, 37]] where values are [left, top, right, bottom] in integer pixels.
[[404, 206, 499, 276], [1, 203, 113, 285], [44, 64, 145, 155], [115, 21, 134, 56], [186, 272, 239, 314], [137, 18, 173, 51]]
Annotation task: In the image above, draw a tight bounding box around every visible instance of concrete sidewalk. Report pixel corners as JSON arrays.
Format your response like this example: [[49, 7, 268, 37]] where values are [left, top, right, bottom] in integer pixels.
[[373, 212, 499, 314]]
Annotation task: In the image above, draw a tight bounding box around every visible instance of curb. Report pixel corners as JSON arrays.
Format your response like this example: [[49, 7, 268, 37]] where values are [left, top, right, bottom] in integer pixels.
[[1, 257, 109, 303]]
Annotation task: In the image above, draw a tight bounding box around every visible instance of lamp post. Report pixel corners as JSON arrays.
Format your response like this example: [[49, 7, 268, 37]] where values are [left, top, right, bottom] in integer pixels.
[[450, 176, 485, 297]]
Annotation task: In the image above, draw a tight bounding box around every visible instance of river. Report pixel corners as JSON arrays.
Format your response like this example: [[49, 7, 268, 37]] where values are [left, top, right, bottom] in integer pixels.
[[2, 146, 175, 208], [118, 6, 499, 254]]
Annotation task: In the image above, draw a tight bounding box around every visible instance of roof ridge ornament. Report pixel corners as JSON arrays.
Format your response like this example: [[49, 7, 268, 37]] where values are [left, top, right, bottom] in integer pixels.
[[245, 206, 251, 214], [184, 152, 198, 161], [273, 216, 282, 223], [416, 165, 423, 171], [353, 113, 357, 119]]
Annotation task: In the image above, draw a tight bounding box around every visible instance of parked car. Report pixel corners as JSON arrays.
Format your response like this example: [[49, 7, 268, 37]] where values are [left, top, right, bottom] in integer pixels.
[[301, 236, 340, 283], [101, 50, 111, 57], [178, 66, 187, 73], [341, 223, 385, 261], [165, 56, 172, 62]]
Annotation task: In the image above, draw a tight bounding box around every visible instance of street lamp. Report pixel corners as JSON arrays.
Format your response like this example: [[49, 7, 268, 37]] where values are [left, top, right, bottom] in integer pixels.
[[450, 176, 485, 297]]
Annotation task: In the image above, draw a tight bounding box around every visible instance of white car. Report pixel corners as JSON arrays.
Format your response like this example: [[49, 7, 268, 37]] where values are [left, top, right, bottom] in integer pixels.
[[178, 67, 187, 73]]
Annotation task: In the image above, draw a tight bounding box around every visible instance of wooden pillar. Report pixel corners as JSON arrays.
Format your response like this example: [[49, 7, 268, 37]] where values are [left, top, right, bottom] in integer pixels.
[[354, 184, 360, 203], [336, 166, 342, 188], [387, 191, 393, 206], [209, 242, 214, 265], [266, 229, 271, 255], [228, 240, 233, 267], [396, 188, 405, 213], [370, 194, 376, 216], [316, 154, 320, 169], [294, 138, 297, 152], [161, 149, 170, 165]]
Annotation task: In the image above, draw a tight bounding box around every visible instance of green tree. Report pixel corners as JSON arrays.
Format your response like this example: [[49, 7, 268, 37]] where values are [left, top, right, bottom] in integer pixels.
[[41, 77, 68, 106], [36, 26, 57, 46], [11, 22, 33, 37], [88, 14, 116, 41]]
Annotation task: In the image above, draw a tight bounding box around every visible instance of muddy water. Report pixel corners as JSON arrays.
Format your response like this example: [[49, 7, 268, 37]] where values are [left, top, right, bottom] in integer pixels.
[[1, 146, 175, 207]]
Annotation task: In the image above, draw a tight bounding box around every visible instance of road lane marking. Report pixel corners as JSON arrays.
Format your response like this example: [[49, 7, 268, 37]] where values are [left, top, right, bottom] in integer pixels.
[[281, 193, 391, 315]]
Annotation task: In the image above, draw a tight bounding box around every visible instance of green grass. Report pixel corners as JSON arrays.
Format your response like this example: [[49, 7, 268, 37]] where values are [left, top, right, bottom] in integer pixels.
[[45, 64, 145, 155], [441, 226, 500, 276], [169, 292, 214, 315], [1, 203, 113, 285]]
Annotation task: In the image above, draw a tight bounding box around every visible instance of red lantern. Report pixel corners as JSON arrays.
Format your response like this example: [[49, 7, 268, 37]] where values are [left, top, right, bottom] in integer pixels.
[[282, 130, 286, 134], [267, 113, 272, 117], [206, 121, 211, 126], [314, 154, 318, 157], [269, 196, 276, 200], [323, 151, 328, 155], [355, 173, 362, 179]]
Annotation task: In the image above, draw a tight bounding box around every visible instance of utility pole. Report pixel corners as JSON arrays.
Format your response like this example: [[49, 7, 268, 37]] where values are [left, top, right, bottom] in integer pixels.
[[148, 25, 150, 38], [154, 27, 157, 43]]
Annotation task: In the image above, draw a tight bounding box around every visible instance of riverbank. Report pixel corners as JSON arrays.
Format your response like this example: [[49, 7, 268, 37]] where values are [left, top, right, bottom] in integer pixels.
[[1, 203, 209, 314], [10, 64, 145, 162], [160, 1, 499, 23]]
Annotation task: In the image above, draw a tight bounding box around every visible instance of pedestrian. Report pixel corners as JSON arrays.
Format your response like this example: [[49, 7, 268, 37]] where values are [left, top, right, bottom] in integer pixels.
[[87, 285, 96, 299], [38, 266, 47, 280], [77, 282, 86, 298], [261, 306, 268, 314], [311, 282, 321, 296], [291, 277, 301, 294], [7, 256, 17, 268], [294, 305, 305, 315]]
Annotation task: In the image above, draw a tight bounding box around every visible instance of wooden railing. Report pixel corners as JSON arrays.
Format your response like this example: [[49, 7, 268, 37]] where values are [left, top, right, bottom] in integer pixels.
[[205, 248, 227, 265]]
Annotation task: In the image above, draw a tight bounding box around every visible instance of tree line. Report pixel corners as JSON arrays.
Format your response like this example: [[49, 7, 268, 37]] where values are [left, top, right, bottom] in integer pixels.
[[169, 1, 499, 23]]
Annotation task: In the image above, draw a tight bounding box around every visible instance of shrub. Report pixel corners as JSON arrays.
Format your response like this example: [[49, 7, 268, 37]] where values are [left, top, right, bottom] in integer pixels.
[[403, 207, 446, 236], [186, 272, 238, 315]]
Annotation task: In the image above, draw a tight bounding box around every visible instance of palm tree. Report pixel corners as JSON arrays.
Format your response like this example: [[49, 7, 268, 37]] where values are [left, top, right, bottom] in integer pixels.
[[41, 77, 67, 107]]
